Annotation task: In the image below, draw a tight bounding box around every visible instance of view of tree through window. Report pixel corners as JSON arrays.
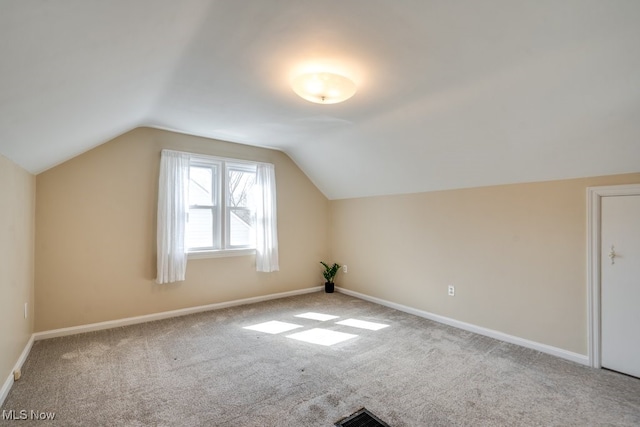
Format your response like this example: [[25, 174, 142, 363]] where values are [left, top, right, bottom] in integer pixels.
[[227, 167, 256, 247], [186, 158, 257, 251]]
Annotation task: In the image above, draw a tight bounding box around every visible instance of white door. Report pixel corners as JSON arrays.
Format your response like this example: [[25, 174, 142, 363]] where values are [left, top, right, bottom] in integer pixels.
[[601, 194, 640, 378]]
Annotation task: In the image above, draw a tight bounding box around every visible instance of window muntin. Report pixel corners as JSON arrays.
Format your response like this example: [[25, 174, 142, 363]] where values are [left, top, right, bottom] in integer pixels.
[[186, 156, 257, 253]]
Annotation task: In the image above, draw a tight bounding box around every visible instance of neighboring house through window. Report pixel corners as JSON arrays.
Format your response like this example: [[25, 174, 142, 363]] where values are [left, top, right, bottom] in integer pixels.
[[156, 149, 279, 284], [187, 156, 258, 254]]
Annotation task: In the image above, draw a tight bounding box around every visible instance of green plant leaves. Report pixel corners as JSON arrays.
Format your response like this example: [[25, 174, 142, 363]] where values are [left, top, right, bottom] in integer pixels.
[[320, 261, 341, 283]]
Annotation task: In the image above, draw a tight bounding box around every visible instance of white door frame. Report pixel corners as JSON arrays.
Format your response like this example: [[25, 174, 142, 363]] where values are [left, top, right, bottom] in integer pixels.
[[587, 183, 640, 368]]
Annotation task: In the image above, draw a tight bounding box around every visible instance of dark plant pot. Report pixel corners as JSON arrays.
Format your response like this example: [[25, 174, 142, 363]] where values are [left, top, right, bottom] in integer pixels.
[[325, 282, 335, 293]]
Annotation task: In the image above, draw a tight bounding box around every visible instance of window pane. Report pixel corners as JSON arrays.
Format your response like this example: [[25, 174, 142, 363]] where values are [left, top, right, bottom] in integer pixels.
[[229, 208, 255, 247], [186, 208, 214, 249], [227, 169, 255, 208], [228, 167, 256, 248], [190, 166, 215, 206]]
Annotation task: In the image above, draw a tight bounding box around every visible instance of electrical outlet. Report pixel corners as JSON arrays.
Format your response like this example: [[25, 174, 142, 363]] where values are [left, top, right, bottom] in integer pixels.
[[342, 265, 348, 274], [448, 285, 455, 296]]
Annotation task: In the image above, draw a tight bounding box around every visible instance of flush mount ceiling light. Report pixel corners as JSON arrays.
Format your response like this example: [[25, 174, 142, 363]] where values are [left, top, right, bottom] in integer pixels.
[[291, 72, 357, 104]]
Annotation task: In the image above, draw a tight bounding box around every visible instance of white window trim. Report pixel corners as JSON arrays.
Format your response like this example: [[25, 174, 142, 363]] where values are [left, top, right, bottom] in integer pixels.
[[188, 248, 256, 259], [186, 153, 267, 258]]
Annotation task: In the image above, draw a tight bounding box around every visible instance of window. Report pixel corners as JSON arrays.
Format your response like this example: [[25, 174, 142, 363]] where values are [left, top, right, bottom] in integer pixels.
[[186, 156, 258, 254], [157, 149, 278, 283]]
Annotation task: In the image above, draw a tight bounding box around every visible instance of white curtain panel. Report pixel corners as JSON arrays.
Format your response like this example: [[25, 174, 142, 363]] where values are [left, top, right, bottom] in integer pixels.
[[255, 163, 279, 272], [156, 150, 190, 284]]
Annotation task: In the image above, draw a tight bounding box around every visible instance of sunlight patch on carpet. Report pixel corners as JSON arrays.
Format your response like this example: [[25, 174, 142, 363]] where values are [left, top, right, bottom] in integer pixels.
[[336, 319, 389, 331], [243, 321, 303, 334], [286, 328, 357, 346], [295, 312, 339, 321]]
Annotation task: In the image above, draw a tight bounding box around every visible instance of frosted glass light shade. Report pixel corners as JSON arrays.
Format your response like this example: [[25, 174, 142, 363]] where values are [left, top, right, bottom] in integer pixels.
[[291, 72, 356, 104]]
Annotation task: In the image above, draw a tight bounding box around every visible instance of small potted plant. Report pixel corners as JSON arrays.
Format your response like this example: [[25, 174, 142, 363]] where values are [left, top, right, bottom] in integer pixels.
[[320, 261, 341, 293]]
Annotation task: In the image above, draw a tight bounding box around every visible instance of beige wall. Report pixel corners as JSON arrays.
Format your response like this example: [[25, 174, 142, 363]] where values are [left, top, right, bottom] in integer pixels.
[[29, 124, 640, 355], [35, 127, 331, 331], [0, 155, 35, 384], [331, 173, 640, 355]]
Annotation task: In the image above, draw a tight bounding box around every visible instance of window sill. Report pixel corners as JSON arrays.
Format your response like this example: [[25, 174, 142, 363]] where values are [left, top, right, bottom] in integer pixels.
[[187, 248, 256, 259]]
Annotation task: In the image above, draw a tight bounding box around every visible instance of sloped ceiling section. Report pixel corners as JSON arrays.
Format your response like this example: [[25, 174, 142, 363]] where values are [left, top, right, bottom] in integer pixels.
[[1, 0, 639, 199]]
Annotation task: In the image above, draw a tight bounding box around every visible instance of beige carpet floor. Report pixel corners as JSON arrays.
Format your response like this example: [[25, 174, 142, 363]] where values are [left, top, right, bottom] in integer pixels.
[[2, 291, 640, 426]]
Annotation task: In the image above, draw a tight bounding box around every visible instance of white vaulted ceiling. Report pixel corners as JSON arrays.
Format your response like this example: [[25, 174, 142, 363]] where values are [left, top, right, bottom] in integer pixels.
[[1, 1, 639, 199]]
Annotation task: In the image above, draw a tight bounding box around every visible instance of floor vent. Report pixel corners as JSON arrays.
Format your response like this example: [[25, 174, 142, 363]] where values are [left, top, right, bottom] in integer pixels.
[[335, 407, 391, 427]]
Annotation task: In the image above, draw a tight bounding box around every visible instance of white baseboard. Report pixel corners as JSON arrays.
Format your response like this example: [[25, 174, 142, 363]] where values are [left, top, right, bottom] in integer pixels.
[[4, 283, 588, 409], [337, 287, 590, 366], [1, 334, 34, 407], [34, 286, 322, 341], [3, 286, 319, 406]]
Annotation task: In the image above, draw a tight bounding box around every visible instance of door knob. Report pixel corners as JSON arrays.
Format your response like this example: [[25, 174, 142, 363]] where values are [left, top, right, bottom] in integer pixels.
[[608, 245, 616, 265]]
